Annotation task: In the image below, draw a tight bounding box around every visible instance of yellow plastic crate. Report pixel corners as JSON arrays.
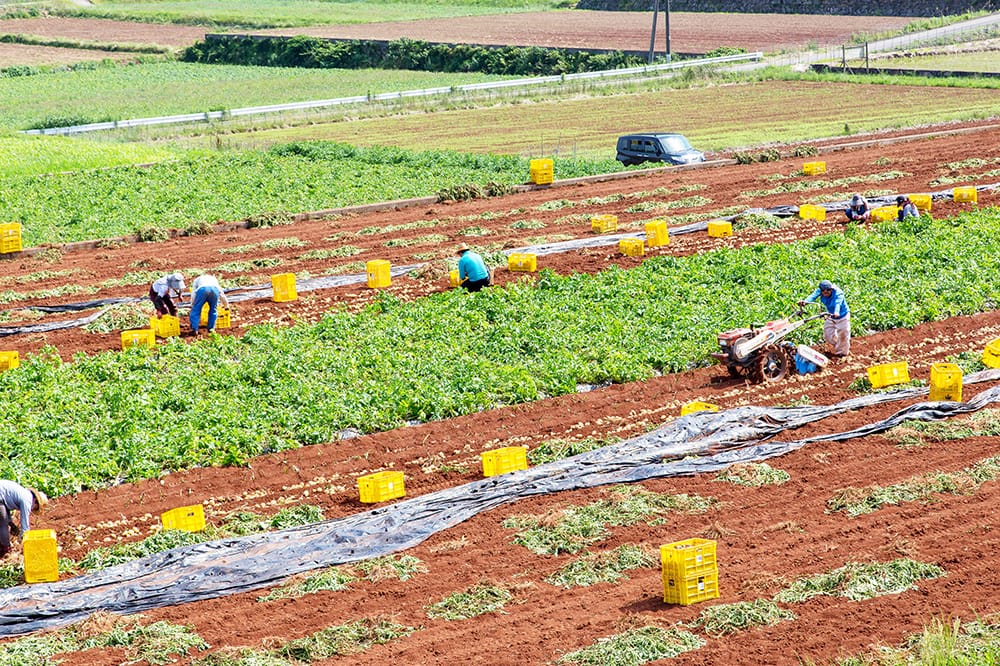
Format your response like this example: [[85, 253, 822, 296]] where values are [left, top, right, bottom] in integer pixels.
[[929, 362, 962, 402], [591, 214, 618, 234], [0, 222, 22, 254], [707, 220, 732, 238], [358, 470, 405, 503], [953, 186, 977, 203], [870, 206, 897, 222], [149, 314, 180, 338], [0, 350, 19, 372], [645, 220, 669, 247], [983, 338, 1000, 369], [161, 504, 206, 532], [271, 273, 298, 302], [802, 161, 826, 175], [449, 269, 460, 287], [366, 259, 392, 288], [866, 361, 910, 389], [23, 529, 59, 584], [619, 238, 645, 257], [663, 570, 720, 606], [529, 158, 554, 185], [481, 446, 529, 477], [121, 329, 155, 350], [909, 193, 932, 212], [798, 204, 826, 221], [199, 305, 231, 329], [661, 538, 717, 579], [508, 253, 537, 272], [680, 401, 719, 416]]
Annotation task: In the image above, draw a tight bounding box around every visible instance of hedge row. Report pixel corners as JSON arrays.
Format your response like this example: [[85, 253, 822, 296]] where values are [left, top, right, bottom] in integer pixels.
[[576, 0, 997, 16], [181, 35, 646, 75]]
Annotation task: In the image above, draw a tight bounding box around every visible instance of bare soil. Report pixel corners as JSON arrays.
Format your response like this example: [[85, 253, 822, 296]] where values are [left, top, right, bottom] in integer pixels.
[[3, 121, 1000, 664], [256, 11, 915, 54], [0, 41, 140, 66]]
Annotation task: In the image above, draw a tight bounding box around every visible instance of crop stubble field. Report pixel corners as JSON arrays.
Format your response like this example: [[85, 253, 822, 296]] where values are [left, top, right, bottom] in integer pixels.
[[1, 121, 999, 664]]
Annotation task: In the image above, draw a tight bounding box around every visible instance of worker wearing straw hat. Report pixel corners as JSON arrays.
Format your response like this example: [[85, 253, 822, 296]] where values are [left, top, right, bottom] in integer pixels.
[[0, 480, 47, 557], [455, 243, 491, 292]]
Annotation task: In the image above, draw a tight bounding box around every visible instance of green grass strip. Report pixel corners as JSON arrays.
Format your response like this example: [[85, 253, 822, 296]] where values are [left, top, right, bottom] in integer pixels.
[[714, 463, 790, 487], [425, 582, 513, 620], [557, 626, 705, 665], [4, 210, 1000, 496], [503, 486, 714, 555], [774, 558, 945, 604], [688, 599, 796, 637], [0, 614, 207, 666], [277, 618, 415, 660], [545, 544, 654, 588], [827, 455, 1000, 517]]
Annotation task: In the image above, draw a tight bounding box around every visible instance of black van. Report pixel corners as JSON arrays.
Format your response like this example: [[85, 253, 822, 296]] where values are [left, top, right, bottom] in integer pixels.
[[616, 133, 705, 167]]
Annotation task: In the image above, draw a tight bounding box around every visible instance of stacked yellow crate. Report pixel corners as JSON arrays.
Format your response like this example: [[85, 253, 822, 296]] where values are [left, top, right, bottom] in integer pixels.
[[661, 538, 719, 605]]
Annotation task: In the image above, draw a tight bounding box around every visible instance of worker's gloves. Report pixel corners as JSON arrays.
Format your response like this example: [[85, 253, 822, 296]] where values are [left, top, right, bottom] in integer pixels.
[[797, 300, 807, 307]]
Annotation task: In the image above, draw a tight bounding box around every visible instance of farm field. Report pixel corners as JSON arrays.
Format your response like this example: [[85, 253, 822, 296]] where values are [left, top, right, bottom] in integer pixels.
[[254, 11, 917, 54], [3, 6, 1000, 663], [1, 121, 999, 664], [218, 79, 1000, 157], [865, 49, 1000, 73]]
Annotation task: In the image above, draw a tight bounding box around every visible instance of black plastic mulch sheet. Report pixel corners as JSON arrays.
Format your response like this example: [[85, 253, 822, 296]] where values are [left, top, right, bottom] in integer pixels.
[[1, 369, 998, 636]]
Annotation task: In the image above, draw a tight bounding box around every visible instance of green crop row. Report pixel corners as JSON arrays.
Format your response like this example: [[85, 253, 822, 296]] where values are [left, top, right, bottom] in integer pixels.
[[0, 141, 621, 245], [183, 36, 646, 76], [1, 209, 999, 497]]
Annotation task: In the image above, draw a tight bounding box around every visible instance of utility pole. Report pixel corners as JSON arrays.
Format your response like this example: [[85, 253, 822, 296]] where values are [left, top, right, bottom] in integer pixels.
[[648, 0, 659, 64], [664, 0, 671, 62]]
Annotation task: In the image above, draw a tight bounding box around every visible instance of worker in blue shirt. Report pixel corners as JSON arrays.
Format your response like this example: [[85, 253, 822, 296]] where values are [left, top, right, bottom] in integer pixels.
[[799, 279, 851, 357], [456, 243, 491, 292], [0, 480, 47, 558]]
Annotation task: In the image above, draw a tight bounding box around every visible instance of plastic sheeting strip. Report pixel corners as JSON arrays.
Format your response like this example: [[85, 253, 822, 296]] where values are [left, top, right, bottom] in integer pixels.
[[1, 369, 998, 636]]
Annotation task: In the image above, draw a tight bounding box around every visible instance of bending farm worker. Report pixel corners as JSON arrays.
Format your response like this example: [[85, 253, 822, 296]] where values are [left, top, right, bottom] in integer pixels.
[[455, 243, 491, 292], [896, 195, 919, 221], [150, 272, 185, 317], [189, 273, 229, 335], [845, 194, 870, 223], [0, 480, 47, 558], [799, 279, 851, 358]]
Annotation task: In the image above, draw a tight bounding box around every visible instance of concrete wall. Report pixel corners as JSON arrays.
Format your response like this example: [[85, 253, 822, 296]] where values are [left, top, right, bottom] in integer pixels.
[[575, 0, 998, 16]]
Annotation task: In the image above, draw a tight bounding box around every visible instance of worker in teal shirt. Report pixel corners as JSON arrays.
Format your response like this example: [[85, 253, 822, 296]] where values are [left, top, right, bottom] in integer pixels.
[[456, 243, 491, 292]]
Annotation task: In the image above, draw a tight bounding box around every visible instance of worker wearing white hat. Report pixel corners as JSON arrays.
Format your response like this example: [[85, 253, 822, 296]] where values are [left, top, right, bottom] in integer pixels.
[[149, 272, 185, 317]]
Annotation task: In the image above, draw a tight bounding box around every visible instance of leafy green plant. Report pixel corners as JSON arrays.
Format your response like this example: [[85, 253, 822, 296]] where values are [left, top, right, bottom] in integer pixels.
[[297, 246, 363, 260], [557, 626, 704, 664], [774, 559, 945, 603], [688, 599, 795, 637], [425, 582, 513, 620]]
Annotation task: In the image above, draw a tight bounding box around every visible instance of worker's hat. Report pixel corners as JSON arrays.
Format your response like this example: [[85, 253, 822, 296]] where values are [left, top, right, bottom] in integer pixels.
[[896, 195, 907, 204], [455, 243, 470, 255], [818, 280, 834, 291], [27, 488, 48, 513], [167, 272, 185, 289], [850, 194, 863, 206]]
